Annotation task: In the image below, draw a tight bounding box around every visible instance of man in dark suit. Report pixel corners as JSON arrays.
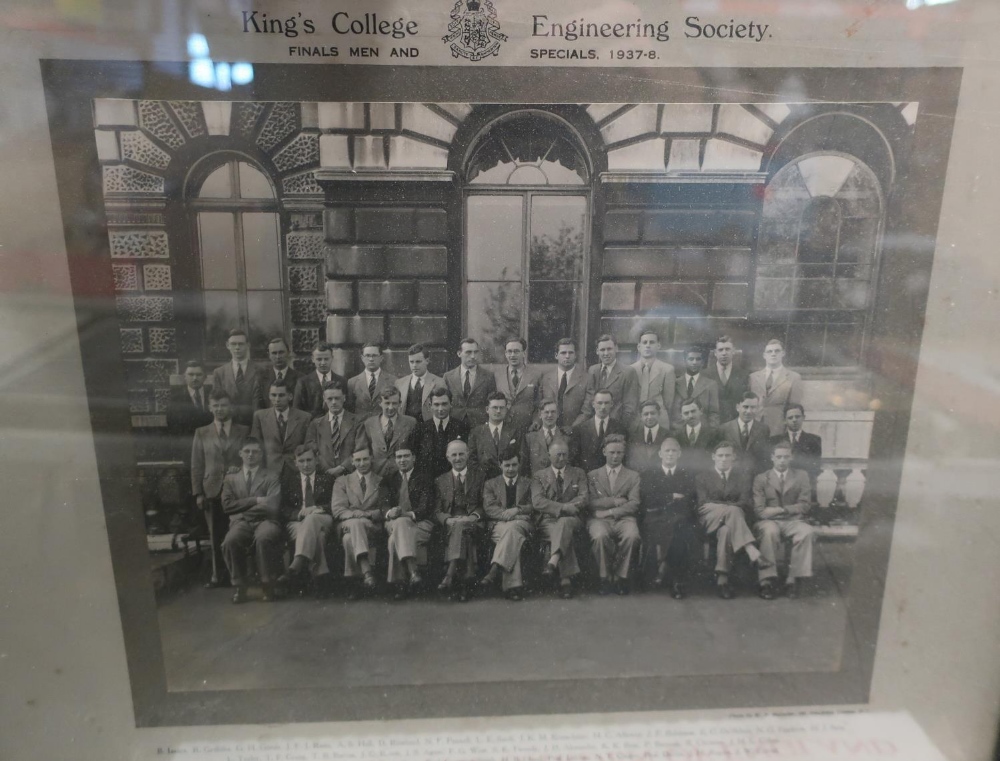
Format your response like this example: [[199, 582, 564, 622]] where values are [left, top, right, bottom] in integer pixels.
[[165, 360, 214, 531], [250, 379, 312, 478], [695, 441, 770, 599], [718, 392, 772, 478], [468, 391, 524, 480], [539, 338, 587, 428], [395, 343, 443, 423], [412, 386, 469, 479], [381, 446, 436, 600], [703, 335, 747, 425], [305, 381, 362, 479], [443, 337, 496, 428], [671, 345, 721, 429], [347, 342, 398, 420], [209, 328, 260, 427], [190, 390, 248, 588], [531, 440, 589, 599], [434, 440, 486, 602], [256, 336, 300, 409], [675, 398, 718, 475], [769, 404, 823, 490], [480, 448, 534, 601], [575, 334, 640, 428], [220, 437, 283, 603], [279, 445, 336, 596], [293, 342, 346, 419], [330, 446, 386, 600], [586, 434, 642, 595], [361, 387, 418, 476], [640, 437, 696, 599], [521, 398, 572, 474], [572, 389, 626, 472], [626, 400, 671, 474], [492, 337, 543, 432]]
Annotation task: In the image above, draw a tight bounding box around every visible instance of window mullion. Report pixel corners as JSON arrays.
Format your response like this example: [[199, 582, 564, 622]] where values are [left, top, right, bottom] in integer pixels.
[[233, 210, 249, 329], [522, 191, 531, 340]]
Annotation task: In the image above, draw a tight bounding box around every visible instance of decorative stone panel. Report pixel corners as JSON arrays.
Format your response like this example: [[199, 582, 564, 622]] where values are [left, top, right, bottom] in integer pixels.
[[288, 264, 319, 293], [142, 264, 172, 291], [292, 328, 320, 354], [290, 297, 326, 323], [286, 231, 327, 259], [120, 328, 144, 354], [148, 327, 176, 354], [112, 263, 139, 291], [103, 166, 165, 195], [109, 230, 169, 258], [257, 102, 300, 153], [120, 130, 171, 170], [326, 315, 384, 345], [169, 101, 207, 138], [272, 133, 320, 173], [117, 296, 174, 322], [154, 388, 173, 413], [138, 101, 186, 150], [282, 171, 324, 195], [233, 102, 267, 137], [128, 389, 153, 414], [124, 358, 179, 386]]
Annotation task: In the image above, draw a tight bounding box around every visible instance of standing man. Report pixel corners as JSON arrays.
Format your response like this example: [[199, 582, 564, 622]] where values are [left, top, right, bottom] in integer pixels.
[[381, 446, 436, 600], [166, 360, 213, 532], [293, 342, 346, 419], [220, 437, 283, 603], [480, 448, 534, 601], [348, 342, 398, 420], [626, 400, 670, 474], [671, 345, 721, 429], [362, 387, 417, 476], [753, 441, 816, 599], [640, 438, 696, 599], [572, 389, 626, 472], [703, 335, 747, 425], [540, 338, 587, 428], [695, 441, 769, 599], [279, 445, 335, 597], [250, 379, 312, 477], [468, 391, 524, 480], [675, 399, 718, 474], [522, 398, 572, 474], [576, 334, 640, 428], [443, 337, 496, 428], [493, 337, 542, 432], [395, 343, 441, 422], [330, 446, 386, 600], [190, 390, 248, 588], [630, 329, 675, 427], [412, 386, 469, 479], [586, 434, 642, 595], [531, 440, 589, 599], [210, 328, 260, 427], [434, 440, 486, 602], [770, 404, 823, 489], [257, 337, 300, 409], [305, 381, 362, 479], [718, 392, 772, 478], [749, 339, 804, 432]]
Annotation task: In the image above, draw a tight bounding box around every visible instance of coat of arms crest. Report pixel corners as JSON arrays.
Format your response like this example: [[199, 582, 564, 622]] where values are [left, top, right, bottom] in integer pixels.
[[443, 0, 507, 61]]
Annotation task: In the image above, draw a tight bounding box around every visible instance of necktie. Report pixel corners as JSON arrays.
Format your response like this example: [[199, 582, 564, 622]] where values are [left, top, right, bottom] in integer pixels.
[[359, 475, 367, 495], [505, 479, 516, 508], [218, 424, 228, 444], [779, 472, 785, 490], [555, 471, 564, 498], [304, 476, 313, 506], [236, 364, 244, 384], [778, 472, 785, 506], [557, 372, 568, 420], [545, 429, 553, 448], [646, 429, 653, 445], [598, 419, 606, 440], [277, 413, 286, 441], [464, 370, 471, 397], [409, 377, 423, 417], [609, 468, 617, 493], [368, 373, 376, 399], [740, 423, 749, 448], [492, 426, 500, 451], [792, 432, 798, 445], [667, 469, 673, 477], [330, 415, 340, 440], [721, 471, 728, 490], [688, 426, 697, 445], [765, 371, 773, 394], [511, 369, 520, 392], [641, 364, 650, 399], [687, 375, 694, 398], [601, 366, 609, 386], [399, 473, 411, 512], [245, 470, 252, 490], [193, 391, 202, 410], [384, 418, 393, 442], [276, 370, 284, 382], [720, 366, 728, 385], [321, 373, 328, 386]]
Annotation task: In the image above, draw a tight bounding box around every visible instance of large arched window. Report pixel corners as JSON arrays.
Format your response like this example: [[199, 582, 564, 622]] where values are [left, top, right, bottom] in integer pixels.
[[186, 156, 284, 359], [464, 112, 591, 363]]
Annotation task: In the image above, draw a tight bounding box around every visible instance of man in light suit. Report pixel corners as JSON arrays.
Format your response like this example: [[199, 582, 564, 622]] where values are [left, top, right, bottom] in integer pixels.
[[250, 379, 312, 478], [209, 328, 260, 427], [412, 386, 470, 479], [256, 337, 300, 410], [631, 329, 675, 427], [572, 390, 627, 472], [348, 342, 398, 420], [305, 381, 362, 479], [640, 438, 697, 599], [671, 345, 721, 429], [753, 441, 816, 599], [468, 391, 524, 480], [190, 390, 248, 587], [626, 400, 671, 474], [330, 446, 386, 600], [531, 439, 589, 599], [220, 437, 283, 603], [540, 338, 587, 428], [749, 339, 804, 432], [361, 386, 417, 476], [769, 404, 823, 490], [395, 343, 442, 422], [293, 342, 346, 419], [718, 392, 772, 478], [493, 337, 543, 432], [381, 446, 436, 600], [576, 334, 640, 428], [703, 335, 747, 425], [522, 398, 573, 474], [279, 445, 336, 597], [480, 448, 534, 601], [434, 440, 486, 602], [443, 337, 496, 428], [586, 434, 642, 595]]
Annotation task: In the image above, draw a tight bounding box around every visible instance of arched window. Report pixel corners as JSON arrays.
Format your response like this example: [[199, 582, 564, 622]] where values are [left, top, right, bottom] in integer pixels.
[[464, 112, 591, 363], [186, 156, 284, 359]]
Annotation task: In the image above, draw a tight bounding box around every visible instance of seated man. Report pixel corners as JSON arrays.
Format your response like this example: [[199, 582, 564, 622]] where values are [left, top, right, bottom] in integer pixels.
[[753, 441, 816, 599], [640, 438, 696, 599], [586, 434, 642, 595], [330, 446, 386, 600], [480, 447, 534, 601], [434, 440, 486, 602], [530, 440, 589, 599], [280, 445, 336, 597], [381, 445, 436, 600], [626, 399, 670, 474], [695, 441, 770, 599], [220, 437, 283, 604]]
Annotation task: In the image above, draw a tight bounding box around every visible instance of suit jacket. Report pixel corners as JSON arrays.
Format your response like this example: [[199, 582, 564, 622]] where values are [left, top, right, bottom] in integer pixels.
[[482, 474, 533, 523], [412, 417, 470, 479], [361, 414, 417, 476], [587, 466, 641, 520], [576, 362, 640, 428], [256, 366, 301, 409], [209, 363, 261, 427], [330, 470, 385, 521], [492, 364, 543, 432], [530, 465, 590, 520], [674, 423, 719, 475], [640, 466, 696, 522], [467, 422, 525, 480], [672, 373, 721, 429], [521, 426, 573, 475], [293, 370, 347, 420], [305, 411, 363, 476], [250, 407, 312, 475], [165, 386, 213, 464], [190, 422, 249, 498], [630, 358, 676, 427], [703, 361, 748, 425], [395, 372, 443, 422], [434, 468, 486, 523], [749, 367, 804, 432], [443, 365, 496, 428], [752, 468, 812, 520], [769, 431, 823, 483], [625, 424, 671, 475], [280, 470, 335, 522], [695, 469, 753, 513], [379, 469, 435, 522], [718, 419, 773, 478], [220, 467, 281, 522], [347, 370, 399, 420], [540, 366, 588, 428], [571, 417, 626, 473]]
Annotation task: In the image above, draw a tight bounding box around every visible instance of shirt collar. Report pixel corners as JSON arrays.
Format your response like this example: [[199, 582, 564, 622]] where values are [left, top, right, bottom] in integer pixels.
[[595, 415, 609, 431], [489, 422, 503, 433], [452, 468, 468, 478], [717, 469, 731, 479], [606, 465, 620, 477], [688, 422, 701, 433], [551, 466, 564, 478], [506, 476, 518, 486], [436, 416, 450, 429], [661, 465, 675, 476]]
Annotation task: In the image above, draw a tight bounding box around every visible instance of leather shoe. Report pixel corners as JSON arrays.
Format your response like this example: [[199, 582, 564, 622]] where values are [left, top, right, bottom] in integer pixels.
[[615, 580, 630, 596], [559, 582, 574, 600], [671, 582, 686, 600], [456, 586, 470, 603], [785, 580, 800, 599], [409, 572, 423, 588], [346, 583, 363, 602], [541, 562, 556, 578], [758, 581, 776, 601], [599, 580, 614, 596], [205, 578, 229, 590], [231, 587, 248, 604], [717, 583, 734, 600], [392, 585, 408, 602], [505, 588, 524, 602]]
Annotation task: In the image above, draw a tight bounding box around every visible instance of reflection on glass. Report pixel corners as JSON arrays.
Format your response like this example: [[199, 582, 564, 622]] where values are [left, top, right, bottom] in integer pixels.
[[529, 195, 586, 280], [238, 162, 275, 199], [528, 282, 582, 364], [246, 291, 285, 356], [198, 212, 237, 289], [199, 165, 232, 198], [467, 195, 523, 280], [242, 212, 281, 289], [466, 282, 522, 364], [204, 290, 241, 358], [798, 197, 841, 263]]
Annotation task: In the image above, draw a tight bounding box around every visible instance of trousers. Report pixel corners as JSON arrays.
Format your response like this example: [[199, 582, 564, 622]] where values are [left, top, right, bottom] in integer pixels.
[[386, 516, 434, 582], [286, 512, 334, 576], [587, 516, 641, 579], [489, 519, 533, 590], [697, 502, 757, 574], [222, 517, 284, 585]]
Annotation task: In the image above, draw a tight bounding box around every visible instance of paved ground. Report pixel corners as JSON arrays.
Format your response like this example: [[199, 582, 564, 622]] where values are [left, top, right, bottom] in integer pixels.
[[157, 542, 855, 692]]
